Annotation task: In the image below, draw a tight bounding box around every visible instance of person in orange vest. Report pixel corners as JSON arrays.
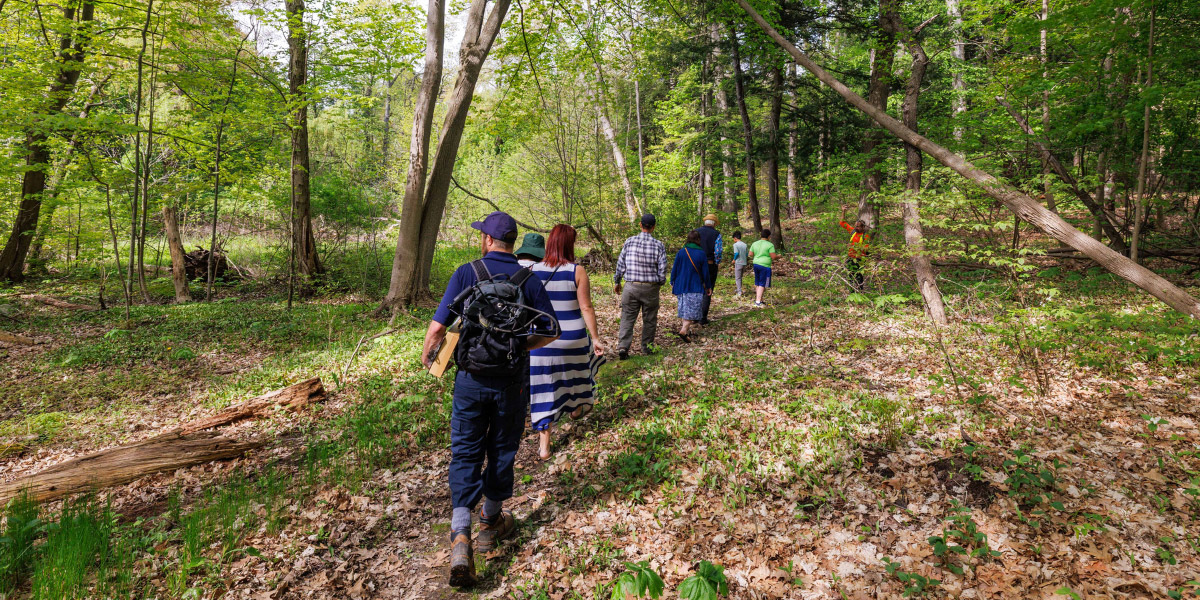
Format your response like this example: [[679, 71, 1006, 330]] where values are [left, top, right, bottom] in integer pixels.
[[839, 219, 870, 291]]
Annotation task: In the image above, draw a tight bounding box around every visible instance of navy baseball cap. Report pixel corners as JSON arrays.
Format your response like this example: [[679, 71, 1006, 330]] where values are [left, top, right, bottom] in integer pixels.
[[640, 213, 656, 228], [471, 211, 518, 242]]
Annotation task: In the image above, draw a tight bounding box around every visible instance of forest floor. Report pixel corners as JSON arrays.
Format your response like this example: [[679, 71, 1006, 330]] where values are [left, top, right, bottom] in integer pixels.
[[1, 227, 1199, 599]]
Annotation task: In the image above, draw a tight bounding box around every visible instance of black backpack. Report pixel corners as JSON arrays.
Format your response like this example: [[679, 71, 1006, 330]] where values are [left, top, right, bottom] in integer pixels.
[[452, 260, 558, 377]]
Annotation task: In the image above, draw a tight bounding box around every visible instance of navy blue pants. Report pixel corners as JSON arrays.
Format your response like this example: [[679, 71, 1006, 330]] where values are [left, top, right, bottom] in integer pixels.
[[701, 262, 718, 321], [448, 370, 526, 510]]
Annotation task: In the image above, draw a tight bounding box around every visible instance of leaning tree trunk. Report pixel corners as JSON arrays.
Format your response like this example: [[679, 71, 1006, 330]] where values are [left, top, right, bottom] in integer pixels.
[[0, 0, 96, 282], [736, 0, 1200, 319], [162, 203, 190, 302], [414, 0, 513, 293], [378, 0, 444, 315], [765, 65, 785, 249], [287, 0, 322, 279], [380, 0, 509, 311], [898, 21, 947, 324], [856, 0, 899, 229], [729, 24, 763, 234], [595, 95, 639, 221]]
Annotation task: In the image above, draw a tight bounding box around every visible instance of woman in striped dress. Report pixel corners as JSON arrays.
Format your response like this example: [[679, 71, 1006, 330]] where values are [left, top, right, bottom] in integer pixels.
[[529, 225, 606, 459]]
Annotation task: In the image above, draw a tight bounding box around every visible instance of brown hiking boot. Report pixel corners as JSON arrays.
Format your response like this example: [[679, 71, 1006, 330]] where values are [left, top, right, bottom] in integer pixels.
[[448, 530, 476, 587], [475, 511, 515, 553]]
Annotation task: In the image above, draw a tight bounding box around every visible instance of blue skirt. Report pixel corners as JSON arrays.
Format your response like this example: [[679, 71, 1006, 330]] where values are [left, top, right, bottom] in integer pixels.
[[677, 293, 704, 321]]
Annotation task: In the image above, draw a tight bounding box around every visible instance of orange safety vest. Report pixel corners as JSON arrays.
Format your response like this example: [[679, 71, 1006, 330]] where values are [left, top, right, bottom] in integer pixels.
[[839, 221, 870, 259]]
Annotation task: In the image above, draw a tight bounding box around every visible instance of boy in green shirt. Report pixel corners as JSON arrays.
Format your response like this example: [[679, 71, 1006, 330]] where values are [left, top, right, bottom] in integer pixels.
[[747, 229, 779, 308]]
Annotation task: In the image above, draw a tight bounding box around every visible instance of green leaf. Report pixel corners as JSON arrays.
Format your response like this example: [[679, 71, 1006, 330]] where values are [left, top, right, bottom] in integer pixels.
[[679, 575, 717, 600]]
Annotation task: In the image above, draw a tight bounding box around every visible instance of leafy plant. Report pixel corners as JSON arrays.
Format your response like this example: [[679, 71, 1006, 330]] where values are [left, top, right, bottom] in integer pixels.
[[882, 557, 940, 597], [679, 561, 728, 600], [610, 561, 664, 599], [1002, 450, 1060, 508], [927, 501, 1000, 575], [0, 493, 43, 595]]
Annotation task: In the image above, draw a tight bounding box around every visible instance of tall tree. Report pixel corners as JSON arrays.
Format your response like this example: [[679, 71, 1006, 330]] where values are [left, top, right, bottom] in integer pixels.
[[287, 0, 322, 280], [1129, 0, 1155, 264], [765, 64, 784, 248], [0, 0, 97, 282], [379, 0, 510, 312], [897, 15, 947, 324], [729, 23, 763, 234]]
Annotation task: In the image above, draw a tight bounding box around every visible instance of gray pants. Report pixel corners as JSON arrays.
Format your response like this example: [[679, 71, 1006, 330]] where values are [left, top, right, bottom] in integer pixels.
[[618, 282, 661, 353], [734, 264, 746, 295]]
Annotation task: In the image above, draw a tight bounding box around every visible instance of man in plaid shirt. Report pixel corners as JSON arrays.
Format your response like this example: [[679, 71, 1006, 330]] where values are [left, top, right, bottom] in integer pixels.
[[613, 214, 667, 360]]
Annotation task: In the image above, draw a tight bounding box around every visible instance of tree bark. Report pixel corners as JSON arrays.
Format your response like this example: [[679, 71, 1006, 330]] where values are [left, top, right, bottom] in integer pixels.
[[766, 65, 785, 249], [170, 378, 325, 435], [28, 76, 110, 264], [729, 24, 763, 233], [287, 0, 322, 279], [0, 432, 263, 506], [162, 203, 190, 302], [736, 0, 1200, 319], [786, 64, 799, 218], [380, 0, 510, 312], [1130, 0, 1155, 264], [0, 0, 96, 282], [995, 97, 1127, 251], [856, 0, 899, 229], [413, 0, 512, 293], [595, 96, 639, 221], [947, 0, 965, 144], [1040, 0, 1054, 212], [378, 0, 444, 314], [898, 21, 947, 324]]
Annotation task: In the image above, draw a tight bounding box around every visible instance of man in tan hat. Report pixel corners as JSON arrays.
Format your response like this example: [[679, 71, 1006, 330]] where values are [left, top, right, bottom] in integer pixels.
[[692, 214, 723, 324]]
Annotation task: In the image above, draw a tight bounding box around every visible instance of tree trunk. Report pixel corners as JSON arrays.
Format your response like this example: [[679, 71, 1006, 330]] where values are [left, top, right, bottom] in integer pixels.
[[729, 24, 763, 233], [0, 432, 263, 506], [378, 0, 444, 314], [380, 0, 510, 312], [287, 0, 322, 279], [1130, 0, 1155, 264], [595, 97, 639, 221], [0, 0, 96, 282], [206, 39, 246, 301], [1040, 0, 1054, 212], [717, 84, 738, 216], [736, 0, 1200, 319], [898, 23, 947, 324], [137, 76, 157, 302], [766, 65, 785, 249], [856, 0, 899, 229], [162, 203, 190, 302], [995, 97, 1128, 251], [786, 66, 799, 219], [28, 76, 110, 264], [635, 78, 647, 211], [948, 0, 965, 143]]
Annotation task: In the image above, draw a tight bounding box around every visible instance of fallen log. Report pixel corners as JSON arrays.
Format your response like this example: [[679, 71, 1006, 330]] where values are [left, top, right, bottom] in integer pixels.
[[0, 331, 35, 345], [20, 294, 97, 311], [168, 377, 325, 436], [0, 431, 263, 505]]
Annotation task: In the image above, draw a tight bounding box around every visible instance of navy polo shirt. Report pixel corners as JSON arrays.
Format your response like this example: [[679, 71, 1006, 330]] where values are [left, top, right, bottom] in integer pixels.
[[432, 251, 557, 335]]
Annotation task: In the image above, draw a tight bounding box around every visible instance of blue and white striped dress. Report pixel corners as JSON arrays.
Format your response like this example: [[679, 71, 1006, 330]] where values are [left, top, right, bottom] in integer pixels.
[[529, 262, 594, 430]]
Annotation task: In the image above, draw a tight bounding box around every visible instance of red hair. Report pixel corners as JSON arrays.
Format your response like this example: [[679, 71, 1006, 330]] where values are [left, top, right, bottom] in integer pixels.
[[542, 224, 577, 268]]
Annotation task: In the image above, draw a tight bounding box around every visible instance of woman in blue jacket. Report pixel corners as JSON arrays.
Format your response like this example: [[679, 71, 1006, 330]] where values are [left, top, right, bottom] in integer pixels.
[[670, 229, 711, 342]]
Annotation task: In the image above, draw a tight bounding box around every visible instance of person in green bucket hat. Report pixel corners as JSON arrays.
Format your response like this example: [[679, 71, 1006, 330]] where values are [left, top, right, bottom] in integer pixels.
[[515, 232, 546, 267]]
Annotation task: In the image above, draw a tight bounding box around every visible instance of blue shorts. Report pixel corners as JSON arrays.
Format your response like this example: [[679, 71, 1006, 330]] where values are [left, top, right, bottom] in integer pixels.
[[753, 265, 772, 288]]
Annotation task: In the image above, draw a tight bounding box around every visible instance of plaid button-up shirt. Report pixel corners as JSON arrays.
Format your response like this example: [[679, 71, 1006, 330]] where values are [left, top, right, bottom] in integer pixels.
[[614, 232, 667, 284]]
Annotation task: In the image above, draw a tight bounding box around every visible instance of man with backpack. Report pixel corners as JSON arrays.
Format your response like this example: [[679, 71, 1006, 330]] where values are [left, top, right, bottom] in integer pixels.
[[420, 211, 559, 587]]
